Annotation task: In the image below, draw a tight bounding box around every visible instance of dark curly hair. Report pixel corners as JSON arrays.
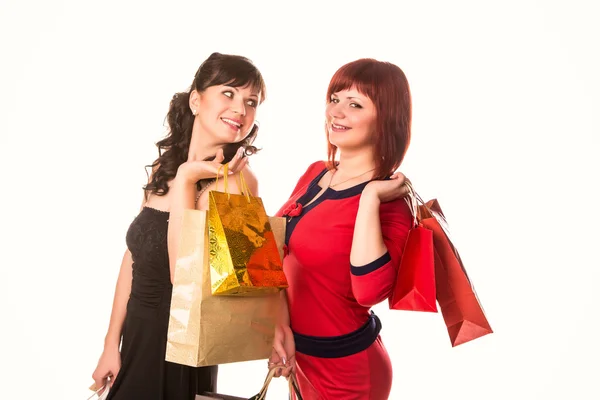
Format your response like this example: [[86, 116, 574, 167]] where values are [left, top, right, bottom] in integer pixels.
[[144, 52, 267, 196]]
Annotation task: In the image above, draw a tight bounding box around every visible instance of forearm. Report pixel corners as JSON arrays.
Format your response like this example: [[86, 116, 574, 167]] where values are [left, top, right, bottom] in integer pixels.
[[278, 290, 291, 327], [350, 191, 387, 267], [104, 250, 133, 350], [167, 175, 197, 283]]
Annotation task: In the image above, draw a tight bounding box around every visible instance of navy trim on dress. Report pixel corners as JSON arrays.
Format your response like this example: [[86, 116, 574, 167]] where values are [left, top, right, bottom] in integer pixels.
[[350, 252, 392, 276], [284, 166, 374, 245], [284, 167, 328, 245], [293, 312, 382, 358]]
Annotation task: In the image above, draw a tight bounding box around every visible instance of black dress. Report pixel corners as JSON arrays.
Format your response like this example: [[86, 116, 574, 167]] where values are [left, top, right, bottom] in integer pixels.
[[107, 207, 218, 400]]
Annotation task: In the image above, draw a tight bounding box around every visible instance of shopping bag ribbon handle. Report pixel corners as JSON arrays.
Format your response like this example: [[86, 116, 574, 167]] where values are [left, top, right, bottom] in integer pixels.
[[215, 163, 253, 203], [403, 180, 420, 228]]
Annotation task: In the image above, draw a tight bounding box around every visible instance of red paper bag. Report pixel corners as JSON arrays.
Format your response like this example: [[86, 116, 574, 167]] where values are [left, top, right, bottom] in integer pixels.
[[389, 225, 437, 312], [419, 199, 493, 347], [389, 188, 437, 312]]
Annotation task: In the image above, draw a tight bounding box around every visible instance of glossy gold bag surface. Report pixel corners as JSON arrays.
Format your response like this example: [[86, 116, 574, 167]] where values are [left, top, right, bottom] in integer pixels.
[[208, 169, 288, 296], [166, 209, 282, 367]]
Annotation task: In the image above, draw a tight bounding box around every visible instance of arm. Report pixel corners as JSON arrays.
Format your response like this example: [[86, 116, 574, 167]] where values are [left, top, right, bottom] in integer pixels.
[[277, 289, 291, 327], [103, 250, 133, 350], [350, 177, 412, 307], [270, 289, 295, 377], [350, 192, 388, 266], [167, 174, 197, 283], [92, 196, 144, 391]]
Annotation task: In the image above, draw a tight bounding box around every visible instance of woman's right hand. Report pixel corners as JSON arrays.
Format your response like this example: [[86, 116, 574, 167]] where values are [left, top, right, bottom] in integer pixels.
[[270, 323, 296, 378], [175, 147, 248, 184], [92, 347, 121, 394]]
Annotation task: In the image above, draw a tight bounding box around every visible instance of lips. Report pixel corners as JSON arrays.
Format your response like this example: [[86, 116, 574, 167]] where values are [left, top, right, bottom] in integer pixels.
[[221, 117, 243, 131], [330, 122, 351, 133]]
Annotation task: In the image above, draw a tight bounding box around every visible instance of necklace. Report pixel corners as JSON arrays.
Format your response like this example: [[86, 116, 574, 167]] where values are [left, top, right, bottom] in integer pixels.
[[328, 167, 376, 188], [195, 178, 216, 204]]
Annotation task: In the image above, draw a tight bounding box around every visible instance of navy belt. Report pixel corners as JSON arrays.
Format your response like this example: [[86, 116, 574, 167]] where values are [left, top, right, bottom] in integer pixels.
[[293, 312, 382, 358]]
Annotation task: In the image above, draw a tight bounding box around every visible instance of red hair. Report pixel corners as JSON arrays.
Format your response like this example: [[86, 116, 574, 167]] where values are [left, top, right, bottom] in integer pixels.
[[326, 58, 412, 179]]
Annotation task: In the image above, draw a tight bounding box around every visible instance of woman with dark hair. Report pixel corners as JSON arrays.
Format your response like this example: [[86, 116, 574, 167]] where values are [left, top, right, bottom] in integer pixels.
[[91, 52, 267, 400], [270, 58, 413, 399]]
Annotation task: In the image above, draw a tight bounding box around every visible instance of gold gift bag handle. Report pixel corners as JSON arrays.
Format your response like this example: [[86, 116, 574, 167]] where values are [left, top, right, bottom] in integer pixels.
[[215, 163, 253, 203]]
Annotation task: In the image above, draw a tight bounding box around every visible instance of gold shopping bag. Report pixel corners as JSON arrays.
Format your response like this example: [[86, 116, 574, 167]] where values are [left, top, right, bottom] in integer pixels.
[[208, 166, 288, 296], [166, 209, 283, 367]]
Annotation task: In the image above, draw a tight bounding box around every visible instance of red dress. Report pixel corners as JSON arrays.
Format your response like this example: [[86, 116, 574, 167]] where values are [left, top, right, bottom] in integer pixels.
[[276, 161, 412, 400]]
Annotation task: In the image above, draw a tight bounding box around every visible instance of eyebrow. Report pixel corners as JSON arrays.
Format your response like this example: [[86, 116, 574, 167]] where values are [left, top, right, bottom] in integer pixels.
[[227, 85, 259, 98], [332, 93, 363, 101]]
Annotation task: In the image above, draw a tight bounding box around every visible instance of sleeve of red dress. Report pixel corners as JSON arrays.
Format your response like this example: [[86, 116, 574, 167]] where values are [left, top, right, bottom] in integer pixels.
[[350, 197, 412, 307]]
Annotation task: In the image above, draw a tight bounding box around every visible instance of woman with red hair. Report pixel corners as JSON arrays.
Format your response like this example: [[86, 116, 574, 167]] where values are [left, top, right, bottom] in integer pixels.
[[270, 58, 413, 399]]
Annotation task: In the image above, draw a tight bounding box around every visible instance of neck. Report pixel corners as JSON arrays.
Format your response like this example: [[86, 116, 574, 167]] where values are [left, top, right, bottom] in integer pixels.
[[336, 148, 376, 177], [187, 119, 223, 161]]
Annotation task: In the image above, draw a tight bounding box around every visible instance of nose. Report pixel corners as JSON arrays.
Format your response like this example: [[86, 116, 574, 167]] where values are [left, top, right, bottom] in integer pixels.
[[231, 99, 246, 116], [327, 101, 344, 120]]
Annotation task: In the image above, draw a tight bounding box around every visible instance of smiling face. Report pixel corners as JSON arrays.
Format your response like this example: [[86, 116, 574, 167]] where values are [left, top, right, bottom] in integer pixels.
[[191, 83, 261, 145], [326, 86, 377, 151]]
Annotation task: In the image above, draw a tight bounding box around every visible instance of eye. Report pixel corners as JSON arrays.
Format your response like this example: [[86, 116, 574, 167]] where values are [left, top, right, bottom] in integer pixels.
[[350, 103, 363, 109], [330, 97, 339, 104], [223, 91, 234, 98], [246, 99, 258, 108]]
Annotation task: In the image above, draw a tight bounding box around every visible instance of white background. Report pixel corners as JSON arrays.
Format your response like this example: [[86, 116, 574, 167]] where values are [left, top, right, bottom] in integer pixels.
[[1, 0, 599, 399]]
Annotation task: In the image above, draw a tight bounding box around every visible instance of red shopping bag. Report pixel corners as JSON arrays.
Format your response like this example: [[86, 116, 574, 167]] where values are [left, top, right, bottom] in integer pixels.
[[389, 225, 437, 312], [419, 199, 493, 347], [389, 186, 437, 312]]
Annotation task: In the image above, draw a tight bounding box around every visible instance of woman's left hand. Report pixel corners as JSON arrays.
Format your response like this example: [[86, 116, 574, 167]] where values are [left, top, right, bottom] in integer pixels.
[[363, 172, 411, 204]]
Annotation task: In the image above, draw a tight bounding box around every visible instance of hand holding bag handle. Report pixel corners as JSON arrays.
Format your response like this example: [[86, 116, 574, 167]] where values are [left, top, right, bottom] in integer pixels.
[[249, 364, 303, 400], [86, 383, 109, 400]]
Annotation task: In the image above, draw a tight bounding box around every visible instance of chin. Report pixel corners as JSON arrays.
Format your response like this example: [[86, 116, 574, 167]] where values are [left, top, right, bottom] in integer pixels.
[[328, 136, 350, 149], [217, 129, 244, 144]]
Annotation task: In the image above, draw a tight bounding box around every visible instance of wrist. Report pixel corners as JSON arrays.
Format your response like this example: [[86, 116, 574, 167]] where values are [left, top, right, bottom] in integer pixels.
[[360, 187, 381, 207], [104, 343, 120, 353], [175, 164, 198, 184], [104, 335, 120, 351]]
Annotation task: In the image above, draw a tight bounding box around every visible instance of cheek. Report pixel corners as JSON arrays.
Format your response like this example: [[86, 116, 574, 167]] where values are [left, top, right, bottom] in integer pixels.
[[358, 114, 376, 134], [325, 103, 334, 117], [199, 99, 218, 118], [243, 108, 257, 126], [247, 107, 257, 119], [243, 112, 257, 134], [207, 96, 229, 114]]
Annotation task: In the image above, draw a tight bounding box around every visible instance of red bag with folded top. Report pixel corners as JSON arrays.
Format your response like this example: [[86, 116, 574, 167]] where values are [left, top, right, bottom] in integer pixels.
[[389, 187, 437, 313], [418, 198, 493, 347]]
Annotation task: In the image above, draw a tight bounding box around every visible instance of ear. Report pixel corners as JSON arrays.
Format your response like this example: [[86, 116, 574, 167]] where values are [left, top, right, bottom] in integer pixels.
[[189, 90, 200, 115]]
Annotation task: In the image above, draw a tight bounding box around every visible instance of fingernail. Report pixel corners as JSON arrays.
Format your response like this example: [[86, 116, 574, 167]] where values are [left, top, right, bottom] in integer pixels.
[[282, 356, 287, 365]]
